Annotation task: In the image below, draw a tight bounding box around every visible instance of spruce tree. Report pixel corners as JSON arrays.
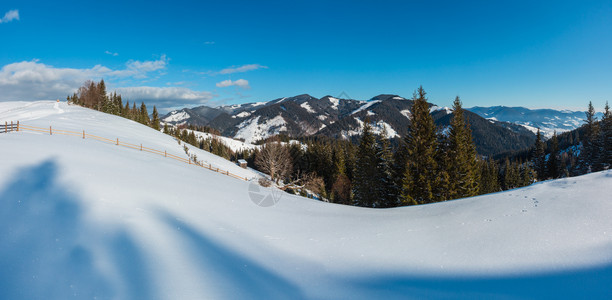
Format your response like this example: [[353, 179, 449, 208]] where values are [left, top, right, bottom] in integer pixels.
[[401, 86, 438, 204], [433, 132, 450, 201], [533, 129, 546, 180], [447, 96, 479, 199], [140, 102, 150, 125], [600, 101, 612, 168], [547, 132, 560, 179], [152, 106, 161, 130], [353, 119, 378, 207], [580, 102, 600, 173], [375, 125, 396, 207]]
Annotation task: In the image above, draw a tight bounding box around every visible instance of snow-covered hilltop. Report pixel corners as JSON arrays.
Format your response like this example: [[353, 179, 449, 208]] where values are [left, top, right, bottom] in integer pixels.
[[1, 101, 611, 299]]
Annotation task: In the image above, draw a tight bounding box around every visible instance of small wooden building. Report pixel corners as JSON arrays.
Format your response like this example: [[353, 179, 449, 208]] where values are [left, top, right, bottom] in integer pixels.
[[238, 159, 248, 169]]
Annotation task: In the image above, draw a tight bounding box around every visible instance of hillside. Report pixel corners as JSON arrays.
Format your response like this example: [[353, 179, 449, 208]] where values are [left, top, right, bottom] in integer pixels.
[[1, 101, 611, 299]]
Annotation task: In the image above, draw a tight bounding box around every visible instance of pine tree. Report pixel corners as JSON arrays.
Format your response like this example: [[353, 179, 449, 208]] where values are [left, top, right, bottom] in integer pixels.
[[140, 102, 150, 125], [533, 129, 546, 180], [151, 106, 161, 130], [601, 102, 612, 168], [479, 158, 500, 194], [547, 132, 560, 179], [580, 101, 600, 173], [447, 96, 479, 199], [433, 132, 450, 201], [375, 125, 396, 207], [96, 79, 108, 111], [353, 119, 378, 207], [401, 86, 438, 204]]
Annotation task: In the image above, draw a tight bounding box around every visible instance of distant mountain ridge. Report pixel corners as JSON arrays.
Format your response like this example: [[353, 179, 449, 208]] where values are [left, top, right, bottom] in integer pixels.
[[162, 94, 537, 156], [466, 106, 602, 138]]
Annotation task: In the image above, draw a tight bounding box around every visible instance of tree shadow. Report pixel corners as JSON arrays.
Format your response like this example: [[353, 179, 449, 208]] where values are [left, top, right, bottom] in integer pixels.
[[161, 213, 305, 299], [339, 262, 612, 299], [0, 160, 154, 300]]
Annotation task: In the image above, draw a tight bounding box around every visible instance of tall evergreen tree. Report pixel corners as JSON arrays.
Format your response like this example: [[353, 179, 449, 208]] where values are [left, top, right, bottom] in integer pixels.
[[601, 102, 612, 168], [547, 132, 560, 179], [140, 102, 150, 125], [580, 101, 601, 173], [401, 86, 438, 204], [353, 119, 378, 207], [447, 96, 479, 199], [375, 125, 396, 207], [533, 129, 547, 180], [479, 158, 500, 194], [151, 106, 161, 130]]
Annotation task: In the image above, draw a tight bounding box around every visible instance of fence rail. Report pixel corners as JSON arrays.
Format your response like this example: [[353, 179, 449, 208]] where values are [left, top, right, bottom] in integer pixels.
[[4, 121, 248, 181], [1, 121, 19, 133]]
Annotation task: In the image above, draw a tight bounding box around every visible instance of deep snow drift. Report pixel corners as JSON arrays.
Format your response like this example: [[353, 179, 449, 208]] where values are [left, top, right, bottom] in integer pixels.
[[1, 101, 611, 299]]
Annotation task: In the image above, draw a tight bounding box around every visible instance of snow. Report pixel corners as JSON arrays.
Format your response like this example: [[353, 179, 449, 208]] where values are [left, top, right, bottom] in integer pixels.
[[430, 106, 453, 114], [234, 115, 287, 144], [232, 111, 251, 118], [2, 101, 612, 299], [400, 109, 411, 119], [186, 129, 260, 153], [300, 102, 316, 113], [317, 115, 328, 121], [392, 96, 405, 100], [343, 117, 399, 139], [351, 100, 380, 115], [162, 110, 189, 123], [366, 110, 375, 116], [328, 97, 339, 110]]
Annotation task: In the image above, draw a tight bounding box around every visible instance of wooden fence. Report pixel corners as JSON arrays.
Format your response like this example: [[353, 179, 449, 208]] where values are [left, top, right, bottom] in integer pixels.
[[1, 121, 19, 133], [4, 121, 249, 181]]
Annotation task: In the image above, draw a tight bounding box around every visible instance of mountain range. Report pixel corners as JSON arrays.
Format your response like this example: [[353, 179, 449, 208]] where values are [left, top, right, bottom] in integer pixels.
[[161, 94, 550, 157], [466, 106, 601, 139]]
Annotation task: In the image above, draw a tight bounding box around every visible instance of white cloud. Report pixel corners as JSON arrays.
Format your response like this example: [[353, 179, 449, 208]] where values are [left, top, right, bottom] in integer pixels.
[[113, 86, 213, 111], [0, 9, 19, 24], [0, 56, 169, 101], [216, 79, 250, 89], [105, 50, 119, 56], [218, 64, 267, 74]]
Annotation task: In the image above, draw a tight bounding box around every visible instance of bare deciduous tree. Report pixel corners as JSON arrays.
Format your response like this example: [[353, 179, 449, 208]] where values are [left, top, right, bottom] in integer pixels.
[[255, 141, 292, 183]]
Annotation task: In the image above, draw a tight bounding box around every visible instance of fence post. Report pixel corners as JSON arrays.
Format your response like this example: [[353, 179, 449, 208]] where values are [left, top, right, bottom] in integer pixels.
[[4, 121, 6, 133], [11, 121, 13, 132], [140, 144, 142, 151], [17, 121, 19, 132], [83, 130, 85, 139], [50, 126, 52, 135], [116, 138, 119, 145], [164, 150, 167, 157]]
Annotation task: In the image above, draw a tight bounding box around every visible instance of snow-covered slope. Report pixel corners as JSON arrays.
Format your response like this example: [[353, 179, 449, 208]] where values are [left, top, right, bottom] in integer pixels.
[[1, 101, 612, 299]]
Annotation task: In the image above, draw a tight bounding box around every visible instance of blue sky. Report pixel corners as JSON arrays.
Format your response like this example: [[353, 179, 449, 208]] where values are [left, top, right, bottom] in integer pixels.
[[1, 0, 611, 112]]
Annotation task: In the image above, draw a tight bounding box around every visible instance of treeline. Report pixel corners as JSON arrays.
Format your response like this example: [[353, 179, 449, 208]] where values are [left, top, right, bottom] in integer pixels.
[[261, 87, 537, 207], [67, 80, 242, 163], [162, 124, 240, 162], [68, 80, 160, 130]]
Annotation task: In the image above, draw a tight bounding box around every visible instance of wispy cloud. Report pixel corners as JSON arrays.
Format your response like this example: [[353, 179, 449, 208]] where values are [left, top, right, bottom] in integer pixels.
[[105, 50, 119, 56], [0, 9, 19, 24], [216, 79, 250, 89], [204, 41, 215, 45], [218, 64, 267, 75]]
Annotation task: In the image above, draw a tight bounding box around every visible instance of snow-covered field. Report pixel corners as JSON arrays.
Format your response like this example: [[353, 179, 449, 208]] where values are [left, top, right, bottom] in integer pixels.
[[1, 101, 611, 299]]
